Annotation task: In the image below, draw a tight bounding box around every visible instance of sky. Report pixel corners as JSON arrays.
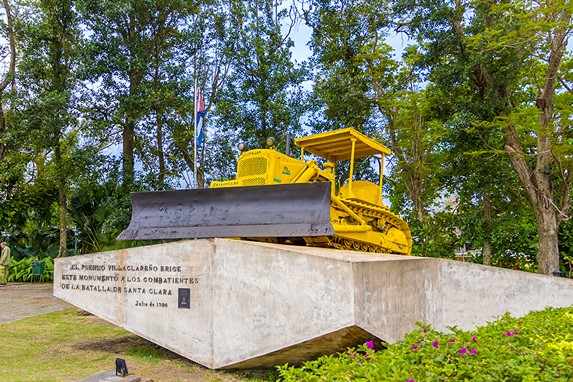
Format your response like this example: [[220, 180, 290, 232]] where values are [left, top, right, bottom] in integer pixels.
[[289, 20, 411, 64]]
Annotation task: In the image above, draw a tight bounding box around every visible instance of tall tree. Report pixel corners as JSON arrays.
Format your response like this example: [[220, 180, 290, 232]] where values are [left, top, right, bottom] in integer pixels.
[[136, 1, 198, 189], [0, 0, 16, 163], [208, 0, 308, 182], [77, 0, 197, 190], [303, 0, 388, 133], [0, 0, 19, 208], [395, 0, 573, 273], [358, 38, 448, 256], [384, 86, 450, 257], [500, 2, 572, 274], [16, 0, 80, 257]]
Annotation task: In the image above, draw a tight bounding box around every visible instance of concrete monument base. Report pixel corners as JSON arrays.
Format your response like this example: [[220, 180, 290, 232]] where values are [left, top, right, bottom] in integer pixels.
[[54, 239, 573, 369]]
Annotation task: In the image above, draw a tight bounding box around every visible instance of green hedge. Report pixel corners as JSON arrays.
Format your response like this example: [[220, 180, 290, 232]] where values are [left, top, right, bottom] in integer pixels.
[[277, 306, 573, 381], [7, 256, 54, 282]]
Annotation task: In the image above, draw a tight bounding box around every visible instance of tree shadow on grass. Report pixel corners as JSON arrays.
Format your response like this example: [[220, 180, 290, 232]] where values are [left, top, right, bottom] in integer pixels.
[[72, 336, 279, 380], [73, 335, 148, 354]]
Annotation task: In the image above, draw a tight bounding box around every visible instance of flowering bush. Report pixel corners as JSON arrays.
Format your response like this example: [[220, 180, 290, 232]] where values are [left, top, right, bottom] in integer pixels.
[[276, 306, 573, 381]]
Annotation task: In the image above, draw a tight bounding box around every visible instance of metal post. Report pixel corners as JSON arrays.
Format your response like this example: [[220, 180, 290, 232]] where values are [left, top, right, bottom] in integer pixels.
[[286, 133, 291, 157], [193, 78, 198, 188], [379, 155, 384, 189], [348, 138, 356, 197]]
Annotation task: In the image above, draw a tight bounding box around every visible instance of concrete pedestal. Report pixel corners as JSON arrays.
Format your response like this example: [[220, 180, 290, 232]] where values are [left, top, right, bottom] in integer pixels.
[[54, 239, 573, 369]]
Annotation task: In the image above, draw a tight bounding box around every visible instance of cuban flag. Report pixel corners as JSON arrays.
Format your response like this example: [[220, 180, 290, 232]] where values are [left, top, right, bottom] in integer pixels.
[[196, 88, 206, 147]]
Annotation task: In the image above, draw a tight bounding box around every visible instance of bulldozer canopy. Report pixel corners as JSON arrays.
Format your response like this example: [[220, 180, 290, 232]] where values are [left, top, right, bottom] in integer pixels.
[[294, 128, 391, 161]]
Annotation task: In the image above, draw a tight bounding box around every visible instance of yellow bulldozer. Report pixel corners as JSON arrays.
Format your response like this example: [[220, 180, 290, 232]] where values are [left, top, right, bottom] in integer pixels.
[[118, 128, 412, 255]]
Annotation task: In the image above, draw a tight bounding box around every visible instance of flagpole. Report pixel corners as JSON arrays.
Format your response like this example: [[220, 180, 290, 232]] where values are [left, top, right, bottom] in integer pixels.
[[193, 78, 198, 188]]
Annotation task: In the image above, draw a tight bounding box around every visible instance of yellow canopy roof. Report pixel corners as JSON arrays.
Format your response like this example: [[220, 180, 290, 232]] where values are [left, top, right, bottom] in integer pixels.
[[294, 128, 391, 161]]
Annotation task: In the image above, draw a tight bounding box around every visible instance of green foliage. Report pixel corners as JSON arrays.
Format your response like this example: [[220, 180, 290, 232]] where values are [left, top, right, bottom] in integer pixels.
[[0, 180, 58, 231], [67, 180, 131, 254], [77, 0, 198, 189], [454, 182, 539, 271], [2, 188, 62, 262], [277, 306, 573, 381], [384, 89, 446, 222], [7, 256, 54, 282], [409, 212, 459, 259], [305, 0, 392, 133], [208, 0, 308, 176], [558, 219, 573, 276]]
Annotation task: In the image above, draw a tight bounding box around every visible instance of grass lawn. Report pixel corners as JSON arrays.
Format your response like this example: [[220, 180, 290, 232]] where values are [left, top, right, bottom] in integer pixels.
[[0, 308, 277, 382]]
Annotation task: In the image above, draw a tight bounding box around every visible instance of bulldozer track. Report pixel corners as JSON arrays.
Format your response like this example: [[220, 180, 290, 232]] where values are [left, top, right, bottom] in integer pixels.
[[341, 198, 407, 228], [307, 235, 397, 254], [321, 198, 412, 254]]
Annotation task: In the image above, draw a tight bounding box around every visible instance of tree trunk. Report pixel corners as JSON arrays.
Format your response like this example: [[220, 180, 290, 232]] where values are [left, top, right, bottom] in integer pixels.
[[483, 187, 492, 265], [482, 240, 492, 266], [502, 11, 570, 275], [505, 124, 560, 275], [58, 188, 68, 257], [537, 206, 560, 274], [156, 111, 165, 189], [121, 12, 142, 190], [122, 120, 135, 188], [56, 144, 68, 257], [0, 100, 6, 161]]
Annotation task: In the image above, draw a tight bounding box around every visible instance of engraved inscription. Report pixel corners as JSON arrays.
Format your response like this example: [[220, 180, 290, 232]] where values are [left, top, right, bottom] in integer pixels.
[[58, 260, 200, 309]]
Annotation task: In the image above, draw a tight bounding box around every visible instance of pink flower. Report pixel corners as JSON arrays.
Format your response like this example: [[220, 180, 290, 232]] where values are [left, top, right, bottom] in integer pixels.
[[406, 379, 415, 382], [512, 329, 520, 335], [472, 336, 477, 342], [411, 344, 419, 350], [348, 353, 356, 358], [458, 347, 467, 354], [449, 338, 456, 343], [432, 340, 439, 348], [470, 348, 477, 355], [505, 331, 512, 337], [423, 327, 428, 333], [365, 340, 375, 350]]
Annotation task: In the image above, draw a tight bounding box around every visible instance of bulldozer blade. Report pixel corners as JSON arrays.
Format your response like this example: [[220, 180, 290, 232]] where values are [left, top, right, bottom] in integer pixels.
[[117, 182, 335, 241]]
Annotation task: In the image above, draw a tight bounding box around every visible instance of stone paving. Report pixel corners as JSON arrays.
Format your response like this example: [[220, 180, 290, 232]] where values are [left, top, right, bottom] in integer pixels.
[[0, 282, 72, 322]]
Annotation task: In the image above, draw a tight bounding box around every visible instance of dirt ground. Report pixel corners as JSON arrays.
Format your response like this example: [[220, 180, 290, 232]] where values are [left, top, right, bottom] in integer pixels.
[[0, 283, 271, 382], [0, 282, 73, 322]]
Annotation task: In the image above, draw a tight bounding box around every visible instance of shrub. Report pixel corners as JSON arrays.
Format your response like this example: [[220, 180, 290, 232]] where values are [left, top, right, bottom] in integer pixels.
[[7, 256, 54, 282], [277, 306, 573, 381]]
